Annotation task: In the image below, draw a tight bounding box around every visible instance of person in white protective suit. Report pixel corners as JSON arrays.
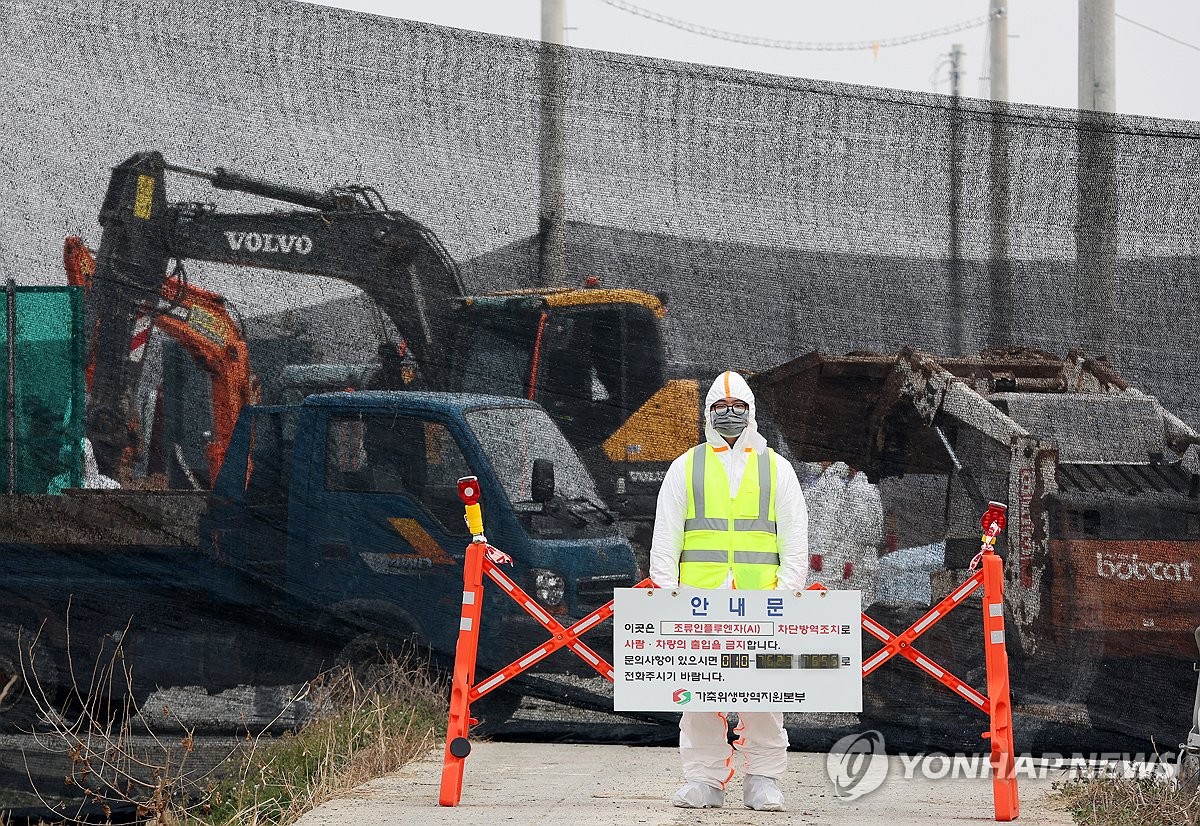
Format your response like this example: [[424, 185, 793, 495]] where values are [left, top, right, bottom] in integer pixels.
[[650, 371, 809, 811]]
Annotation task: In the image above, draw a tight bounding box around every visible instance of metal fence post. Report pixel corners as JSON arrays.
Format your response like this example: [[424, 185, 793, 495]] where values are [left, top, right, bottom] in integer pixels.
[[6, 278, 15, 494]]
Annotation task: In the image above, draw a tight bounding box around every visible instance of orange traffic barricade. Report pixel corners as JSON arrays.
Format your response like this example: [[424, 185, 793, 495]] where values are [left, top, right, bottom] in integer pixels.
[[438, 476, 652, 806], [439, 480, 1019, 822], [829, 501, 1019, 821]]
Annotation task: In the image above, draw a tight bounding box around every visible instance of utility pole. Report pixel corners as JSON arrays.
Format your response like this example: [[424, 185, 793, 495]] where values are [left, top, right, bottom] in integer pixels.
[[949, 42, 964, 97], [988, 0, 1007, 102], [537, 0, 567, 287], [1077, 0, 1117, 359], [948, 43, 964, 354], [542, 0, 564, 44], [1079, 0, 1116, 112], [987, 0, 1013, 350]]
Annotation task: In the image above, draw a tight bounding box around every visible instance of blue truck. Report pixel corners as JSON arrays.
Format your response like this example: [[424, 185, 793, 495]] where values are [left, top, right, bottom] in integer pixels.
[[0, 390, 638, 729]]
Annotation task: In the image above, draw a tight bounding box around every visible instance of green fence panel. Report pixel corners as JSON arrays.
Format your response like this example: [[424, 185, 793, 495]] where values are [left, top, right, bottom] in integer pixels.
[[0, 285, 86, 494]]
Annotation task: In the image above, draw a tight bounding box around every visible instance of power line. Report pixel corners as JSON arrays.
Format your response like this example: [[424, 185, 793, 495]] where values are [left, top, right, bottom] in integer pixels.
[[594, 0, 992, 52], [1115, 12, 1200, 54]]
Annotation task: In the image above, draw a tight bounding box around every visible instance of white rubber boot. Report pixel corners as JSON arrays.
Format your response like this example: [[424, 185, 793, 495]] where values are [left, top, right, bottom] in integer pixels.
[[743, 774, 785, 811], [671, 781, 725, 808]]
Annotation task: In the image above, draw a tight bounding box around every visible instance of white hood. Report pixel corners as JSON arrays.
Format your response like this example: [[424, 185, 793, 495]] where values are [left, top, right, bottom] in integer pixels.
[[704, 370, 767, 452]]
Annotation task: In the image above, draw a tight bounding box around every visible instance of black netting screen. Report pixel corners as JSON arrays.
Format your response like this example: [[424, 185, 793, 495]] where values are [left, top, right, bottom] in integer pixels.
[[0, 0, 1197, 803]]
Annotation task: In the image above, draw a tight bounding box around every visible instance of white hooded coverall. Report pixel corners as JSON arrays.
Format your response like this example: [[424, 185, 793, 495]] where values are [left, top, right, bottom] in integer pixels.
[[650, 371, 809, 788]]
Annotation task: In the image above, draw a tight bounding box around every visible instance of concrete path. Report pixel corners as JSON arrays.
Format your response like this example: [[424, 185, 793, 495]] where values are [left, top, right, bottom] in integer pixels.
[[294, 742, 1075, 825]]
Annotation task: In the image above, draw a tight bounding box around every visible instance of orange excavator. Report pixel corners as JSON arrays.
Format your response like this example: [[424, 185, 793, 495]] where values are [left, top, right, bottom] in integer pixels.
[[64, 236, 259, 484]]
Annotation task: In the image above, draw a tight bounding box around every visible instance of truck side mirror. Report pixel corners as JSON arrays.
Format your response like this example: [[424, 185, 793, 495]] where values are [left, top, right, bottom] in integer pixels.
[[532, 458, 555, 503]]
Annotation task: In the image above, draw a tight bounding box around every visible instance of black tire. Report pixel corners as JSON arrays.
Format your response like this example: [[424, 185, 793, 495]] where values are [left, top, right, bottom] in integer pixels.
[[336, 631, 520, 737], [336, 629, 438, 691]]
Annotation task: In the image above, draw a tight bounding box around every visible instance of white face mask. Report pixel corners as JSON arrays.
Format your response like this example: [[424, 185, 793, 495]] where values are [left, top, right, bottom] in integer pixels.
[[711, 407, 749, 438]]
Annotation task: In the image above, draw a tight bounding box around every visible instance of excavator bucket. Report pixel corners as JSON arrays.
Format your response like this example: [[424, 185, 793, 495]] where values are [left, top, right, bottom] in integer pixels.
[[748, 347, 1125, 481], [748, 351, 954, 480]]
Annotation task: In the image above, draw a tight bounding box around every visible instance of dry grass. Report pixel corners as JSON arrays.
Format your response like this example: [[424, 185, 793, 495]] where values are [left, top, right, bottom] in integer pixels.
[[1054, 763, 1200, 826], [20, 619, 445, 826], [20, 617, 207, 823], [187, 657, 445, 826]]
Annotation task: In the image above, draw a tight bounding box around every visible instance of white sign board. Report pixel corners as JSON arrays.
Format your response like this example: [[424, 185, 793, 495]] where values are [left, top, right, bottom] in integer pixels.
[[613, 588, 862, 712]]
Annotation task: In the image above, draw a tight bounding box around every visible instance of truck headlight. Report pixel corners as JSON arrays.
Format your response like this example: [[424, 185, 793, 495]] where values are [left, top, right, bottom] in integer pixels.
[[533, 569, 566, 606]]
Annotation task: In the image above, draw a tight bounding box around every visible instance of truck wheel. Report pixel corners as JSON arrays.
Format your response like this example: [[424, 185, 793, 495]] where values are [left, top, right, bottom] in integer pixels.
[[336, 630, 438, 692], [335, 633, 519, 736]]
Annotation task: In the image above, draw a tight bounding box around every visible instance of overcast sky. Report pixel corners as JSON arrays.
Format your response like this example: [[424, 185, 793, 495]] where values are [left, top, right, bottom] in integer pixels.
[[301, 0, 1200, 122]]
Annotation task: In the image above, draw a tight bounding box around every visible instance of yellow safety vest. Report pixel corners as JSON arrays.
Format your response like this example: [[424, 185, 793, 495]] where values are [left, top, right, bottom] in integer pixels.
[[680, 444, 779, 590]]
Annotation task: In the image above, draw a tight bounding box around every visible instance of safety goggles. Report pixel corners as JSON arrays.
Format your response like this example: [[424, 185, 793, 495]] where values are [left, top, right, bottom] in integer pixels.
[[710, 401, 749, 414]]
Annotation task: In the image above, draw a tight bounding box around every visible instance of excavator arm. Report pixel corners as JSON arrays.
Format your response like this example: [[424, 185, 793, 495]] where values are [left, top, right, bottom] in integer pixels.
[[66, 236, 259, 483], [85, 151, 464, 475]]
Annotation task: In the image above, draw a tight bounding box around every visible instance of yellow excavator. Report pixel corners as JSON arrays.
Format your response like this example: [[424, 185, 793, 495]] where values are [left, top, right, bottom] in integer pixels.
[[450, 282, 703, 552]]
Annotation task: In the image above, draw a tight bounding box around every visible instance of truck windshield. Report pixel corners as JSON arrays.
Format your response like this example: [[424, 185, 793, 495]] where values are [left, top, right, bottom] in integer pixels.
[[465, 406, 599, 503]]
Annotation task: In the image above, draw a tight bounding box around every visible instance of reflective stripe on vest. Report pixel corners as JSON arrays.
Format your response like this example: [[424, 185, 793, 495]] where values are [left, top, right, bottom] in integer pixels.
[[679, 444, 779, 589]]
